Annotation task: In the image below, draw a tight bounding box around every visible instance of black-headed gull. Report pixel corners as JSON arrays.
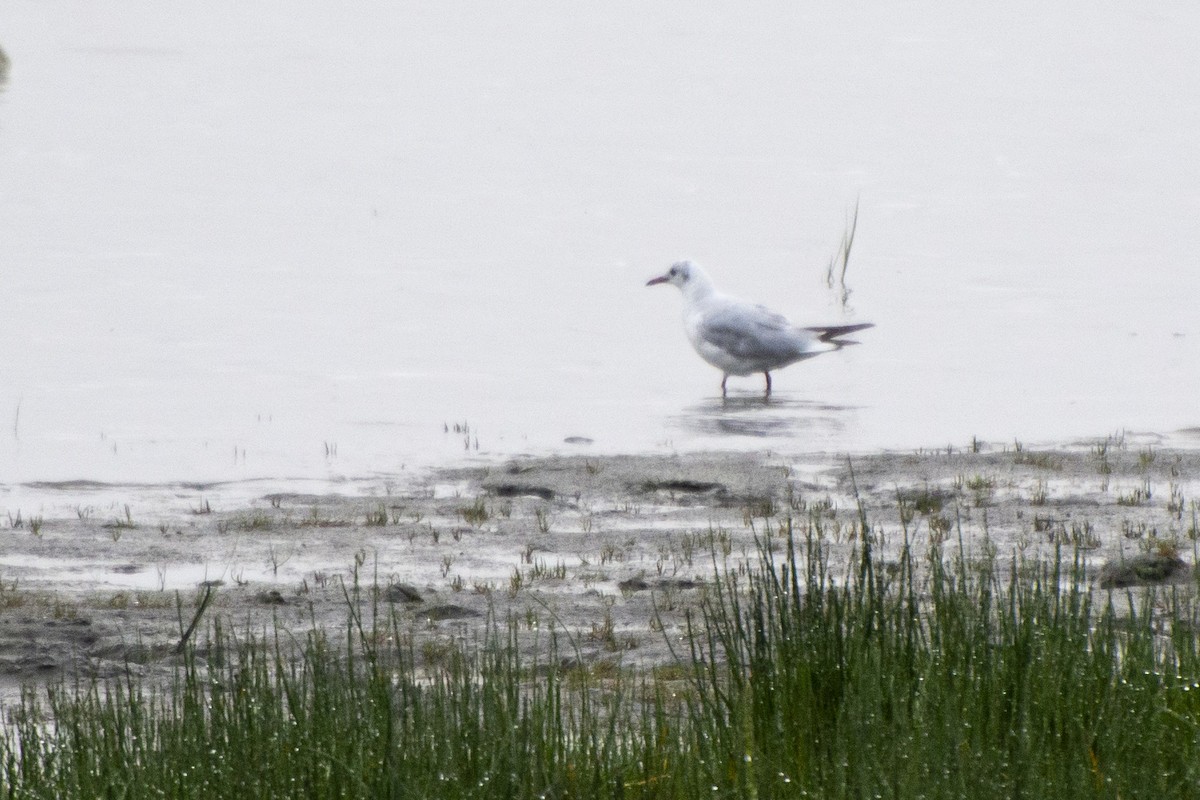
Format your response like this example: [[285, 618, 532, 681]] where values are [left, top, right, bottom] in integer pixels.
[[647, 260, 873, 397]]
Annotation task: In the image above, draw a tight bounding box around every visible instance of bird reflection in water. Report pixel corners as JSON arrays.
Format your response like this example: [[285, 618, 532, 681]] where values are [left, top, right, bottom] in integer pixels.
[[675, 396, 853, 440]]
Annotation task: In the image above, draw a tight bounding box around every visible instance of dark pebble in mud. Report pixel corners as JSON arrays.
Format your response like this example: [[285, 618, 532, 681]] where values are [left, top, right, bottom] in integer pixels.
[[489, 484, 555, 501], [638, 479, 725, 495], [619, 577, 702, 593], [421, 604, 480, 621], [1098, 553, 1191, 588], [384, 583, 423, 604]]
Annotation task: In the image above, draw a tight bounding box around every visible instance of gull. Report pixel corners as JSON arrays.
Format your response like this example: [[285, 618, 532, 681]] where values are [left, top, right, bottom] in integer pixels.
[[646, 260, 873, 397]]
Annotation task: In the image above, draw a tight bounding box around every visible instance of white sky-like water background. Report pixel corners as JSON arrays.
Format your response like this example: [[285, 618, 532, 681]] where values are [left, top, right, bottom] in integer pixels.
[[2, 2, 1200, 511]]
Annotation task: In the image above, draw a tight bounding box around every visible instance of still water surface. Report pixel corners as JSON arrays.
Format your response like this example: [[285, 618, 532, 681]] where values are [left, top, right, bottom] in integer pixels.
[[2, 3, 1199, 502]]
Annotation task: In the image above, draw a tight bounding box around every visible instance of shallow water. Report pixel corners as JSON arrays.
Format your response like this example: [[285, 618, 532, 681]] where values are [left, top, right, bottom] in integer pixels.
[[2, 2, 1199, 507]]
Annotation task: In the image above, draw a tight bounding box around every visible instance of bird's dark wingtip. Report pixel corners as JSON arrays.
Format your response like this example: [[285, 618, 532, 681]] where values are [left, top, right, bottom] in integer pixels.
[[804, 323, 875, 344]]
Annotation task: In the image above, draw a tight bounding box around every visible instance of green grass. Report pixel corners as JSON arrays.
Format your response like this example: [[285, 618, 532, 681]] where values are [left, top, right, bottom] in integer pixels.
[[364, 503, 390, 527], [687, 535, 1200, 797], [458, 496, 489, 526], [5, 516, 1200, 798], [236, 509, 274, 530]]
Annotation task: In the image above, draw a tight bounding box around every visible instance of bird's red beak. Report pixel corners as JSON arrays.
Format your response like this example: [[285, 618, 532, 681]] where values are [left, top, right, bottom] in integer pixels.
[[646, 275, 669, 286]]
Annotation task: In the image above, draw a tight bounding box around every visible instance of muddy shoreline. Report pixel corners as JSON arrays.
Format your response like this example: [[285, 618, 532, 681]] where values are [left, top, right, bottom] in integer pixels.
[[3, 442, 1198, 704]]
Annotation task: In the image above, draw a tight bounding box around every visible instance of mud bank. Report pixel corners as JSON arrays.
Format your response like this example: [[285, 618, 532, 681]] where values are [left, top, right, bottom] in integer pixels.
[[2, 442, 1198, 702]]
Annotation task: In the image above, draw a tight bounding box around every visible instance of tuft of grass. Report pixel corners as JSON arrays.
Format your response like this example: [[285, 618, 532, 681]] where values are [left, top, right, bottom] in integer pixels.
[[1092, 439, 1114, 475], [927, 512, 953, 542], [964, 474, 995, 492], [364, 504, 389, 527], [1138, 446, 1156, 470], [898, 487, 946, 522], [444, 420, 479, 451], [236, 510, 273, 531], [297, 506, 351, 528], [102, 504, 136, 531], [0, 579, 24, 609], [526, 559, 568, 582], [957, 473, 996, 506], [742, 496, 777, 523], [1015, 450, 1064, 470], [1166, 482, 1185, 519], [825, 197, 859, 307], [458, 497, 489, 527], [507, 566, 524, 596], [1116, 479, 1152, 507]]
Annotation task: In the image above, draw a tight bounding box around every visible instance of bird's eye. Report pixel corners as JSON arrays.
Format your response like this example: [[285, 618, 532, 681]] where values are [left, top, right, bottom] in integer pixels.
[[669, 267, 677, 276]]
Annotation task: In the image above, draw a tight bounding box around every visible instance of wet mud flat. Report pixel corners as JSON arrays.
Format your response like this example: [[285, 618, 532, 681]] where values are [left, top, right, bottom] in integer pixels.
[[2, 442, 1198, 701]]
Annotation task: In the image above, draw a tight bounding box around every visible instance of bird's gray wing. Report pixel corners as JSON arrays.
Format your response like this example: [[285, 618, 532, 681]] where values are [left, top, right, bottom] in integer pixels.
[[697, 303, 814, 362]]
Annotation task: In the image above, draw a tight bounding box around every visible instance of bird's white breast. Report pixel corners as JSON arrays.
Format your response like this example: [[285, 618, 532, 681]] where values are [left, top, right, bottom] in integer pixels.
[[683, 297, 760, 375]]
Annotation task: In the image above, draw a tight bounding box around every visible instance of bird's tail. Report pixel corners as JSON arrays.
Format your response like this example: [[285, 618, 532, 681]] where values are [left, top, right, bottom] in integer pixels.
[[804, 323, 875, 348]]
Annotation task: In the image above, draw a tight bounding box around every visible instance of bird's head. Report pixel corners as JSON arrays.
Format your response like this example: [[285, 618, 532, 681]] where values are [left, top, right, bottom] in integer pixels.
[[646, 260, 703, 290]]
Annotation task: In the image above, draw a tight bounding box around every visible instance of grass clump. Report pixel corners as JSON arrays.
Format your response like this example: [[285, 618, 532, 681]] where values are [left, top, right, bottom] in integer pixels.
[[236, 509, 273, 531], [5, 616, 645, 798], [1116, 479, 1153, 507], [458, 496, 489, 526], [364, 504, 390, 526], [679, 529, 1200, 798], [5, 518, 1200, 798]]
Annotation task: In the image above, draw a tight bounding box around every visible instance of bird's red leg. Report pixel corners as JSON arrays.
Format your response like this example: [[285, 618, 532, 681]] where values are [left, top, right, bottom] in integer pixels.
[[763, 371, 772, 397]]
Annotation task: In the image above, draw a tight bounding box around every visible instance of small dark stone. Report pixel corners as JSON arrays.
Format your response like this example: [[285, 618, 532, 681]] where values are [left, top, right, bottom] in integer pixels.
[[384, 583, 423, 603], [639, 479, 725, 494], [422, 604, 481, 621], [619, 576, 700, 593], [256, 590, 287, 606], [618, 577, 651, 592], [1098, 553, 1190, 588], [658, 578, 700, 590], [489, 484, 555, 501]]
